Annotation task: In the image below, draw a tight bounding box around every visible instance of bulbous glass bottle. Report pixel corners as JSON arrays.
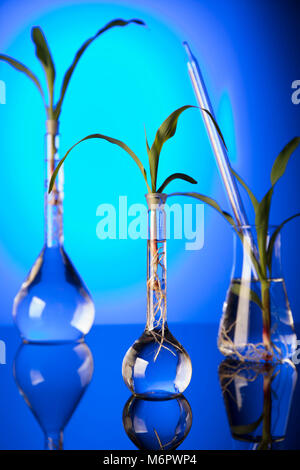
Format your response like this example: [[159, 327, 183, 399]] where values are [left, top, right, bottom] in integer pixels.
[[14, 342, 94, 450], [122, 193, 192, 399], [13, 120, 95, 342], [123, 395, 192, 450]]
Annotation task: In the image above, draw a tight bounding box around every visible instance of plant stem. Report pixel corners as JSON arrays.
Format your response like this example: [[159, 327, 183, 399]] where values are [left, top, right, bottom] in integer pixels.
[[261, 280, 272, 355], [257, 370, 272, 449]]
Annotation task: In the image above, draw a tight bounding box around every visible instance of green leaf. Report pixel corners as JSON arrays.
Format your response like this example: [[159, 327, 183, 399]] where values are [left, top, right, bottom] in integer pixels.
[[0, 54, 46, 107], [271, 137, 300, 186], [144, 125, 152, 183], [144, 125, 150, 153], [168, 191, 236, 228], [48, 133, 151, 194], [31, 27, 55, 111], [148, 105, 194, 192], [231, 414, 263, 436], [170, 191, 262, 278], [231, 167, 259, 213], [254, 137, 300, 278], [157, 173, 197, 193], [255, 187, 274, 278], [230, 280, 263, 310], [267, 213, 300, 271], [53, 19, 145, 120], [200, 108, 228, 151]]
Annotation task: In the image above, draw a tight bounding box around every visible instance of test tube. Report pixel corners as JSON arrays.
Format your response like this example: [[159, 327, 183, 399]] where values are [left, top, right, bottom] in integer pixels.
[[183, 41, 249, 228]]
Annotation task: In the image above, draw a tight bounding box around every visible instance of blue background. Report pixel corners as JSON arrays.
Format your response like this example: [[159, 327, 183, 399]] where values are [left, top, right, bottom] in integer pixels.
[[0, 0, 299, 326]]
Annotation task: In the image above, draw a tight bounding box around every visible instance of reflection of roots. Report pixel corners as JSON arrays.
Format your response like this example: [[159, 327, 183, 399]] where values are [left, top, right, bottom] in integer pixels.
[[46, 433, 63, 450], [219, 362, 277, 449], [219, 361, 271, 402], [218, 320, 283, 363], [153, 428, 178, 451], [147, 245, 182, 361]]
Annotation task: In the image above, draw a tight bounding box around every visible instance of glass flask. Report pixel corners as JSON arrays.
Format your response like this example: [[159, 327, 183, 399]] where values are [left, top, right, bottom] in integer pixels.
[[218, 358, 297, 449], [218, 225, 297, 362], [13, 120, 95, 342], [123, 395, 192, 450], [122, 193, 192, 399], [14, 342, 94, 450]]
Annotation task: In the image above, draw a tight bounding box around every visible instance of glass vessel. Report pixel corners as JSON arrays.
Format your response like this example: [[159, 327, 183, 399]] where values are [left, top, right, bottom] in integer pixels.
[[122, 193, 192, 399], [218, 358, 297, 449], [14, 342, 94, 450], [13, 120, 95, 342], [123, 395, 192, 450], [218, 225, 297, 362]]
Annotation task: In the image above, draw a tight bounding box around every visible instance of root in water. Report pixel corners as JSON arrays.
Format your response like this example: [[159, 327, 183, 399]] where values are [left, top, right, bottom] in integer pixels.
[[147, 243, 183, 361], [219, 320, 283, 363]]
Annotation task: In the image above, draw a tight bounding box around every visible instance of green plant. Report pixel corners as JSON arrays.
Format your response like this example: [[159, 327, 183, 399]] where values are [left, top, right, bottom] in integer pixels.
[[49, 105, 198, 193], [0, 19, 145, 121], [171, 124, 300, 360], [49, 105, 198, 358]]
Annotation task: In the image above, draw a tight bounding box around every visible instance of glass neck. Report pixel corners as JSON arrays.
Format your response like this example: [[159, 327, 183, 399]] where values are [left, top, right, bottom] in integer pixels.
[[146, 194, 167, 331], [44, 121, 64, 248], [44, 431, 63, 450]]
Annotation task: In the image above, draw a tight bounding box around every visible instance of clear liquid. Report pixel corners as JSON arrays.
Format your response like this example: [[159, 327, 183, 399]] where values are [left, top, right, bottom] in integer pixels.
[[218, 279, 297, 362], [13, 246, 95, 343], [122, 325, 192, 399]]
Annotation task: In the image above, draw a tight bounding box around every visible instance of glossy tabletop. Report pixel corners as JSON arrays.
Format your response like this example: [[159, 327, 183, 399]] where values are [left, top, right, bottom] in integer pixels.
[[0, 323, 299, 450]]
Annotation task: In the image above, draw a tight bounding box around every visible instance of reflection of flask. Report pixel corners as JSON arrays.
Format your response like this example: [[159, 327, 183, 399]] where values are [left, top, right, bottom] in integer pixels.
[[123, 395, 192, 450], [13, 121, 95, 342], [14, 342, 94, 450], [122, 194, 192, 399], [218, 358, 297, 449]]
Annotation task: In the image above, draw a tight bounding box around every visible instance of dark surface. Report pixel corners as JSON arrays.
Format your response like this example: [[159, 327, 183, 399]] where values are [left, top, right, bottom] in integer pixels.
[[0, 323, 299, 450]]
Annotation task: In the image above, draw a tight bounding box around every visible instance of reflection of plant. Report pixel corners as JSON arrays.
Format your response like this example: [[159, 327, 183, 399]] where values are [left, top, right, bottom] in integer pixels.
[[0, 19, 145, 121], [219, 359, 296, 450], [171, 118, 300, 361]]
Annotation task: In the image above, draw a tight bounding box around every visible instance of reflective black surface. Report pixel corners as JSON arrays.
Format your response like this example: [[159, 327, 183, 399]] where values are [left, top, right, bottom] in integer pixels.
[[0, 323, 299, 450]]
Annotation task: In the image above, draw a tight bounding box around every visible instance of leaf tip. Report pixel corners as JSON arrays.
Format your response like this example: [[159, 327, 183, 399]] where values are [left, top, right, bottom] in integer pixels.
[[31, 26, 41, 38], [131, 18, 147, 26]]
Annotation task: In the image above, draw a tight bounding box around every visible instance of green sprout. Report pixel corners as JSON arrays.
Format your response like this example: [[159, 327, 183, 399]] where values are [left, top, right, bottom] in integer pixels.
[[0, 19, 145, 121], [171, 125, 300, 361], [48, 105, 198, 360], [49, 105, 198, 193]]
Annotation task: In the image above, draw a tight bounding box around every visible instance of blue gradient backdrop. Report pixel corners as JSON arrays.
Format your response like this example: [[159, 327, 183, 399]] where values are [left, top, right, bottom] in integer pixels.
[[0, 0, 299, 325]]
